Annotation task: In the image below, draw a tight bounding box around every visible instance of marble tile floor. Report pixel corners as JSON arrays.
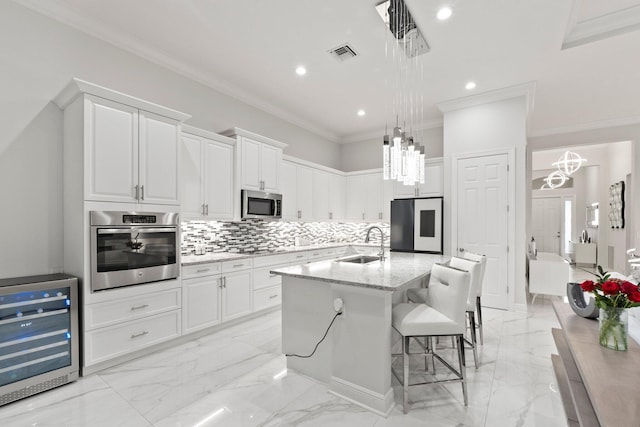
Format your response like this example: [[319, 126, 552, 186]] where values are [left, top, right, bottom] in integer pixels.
[[0, 302, 569, 427]]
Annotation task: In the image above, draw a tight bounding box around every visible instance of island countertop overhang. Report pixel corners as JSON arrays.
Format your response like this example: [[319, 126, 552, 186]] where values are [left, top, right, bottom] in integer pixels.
[[270, 252, 448, 291]]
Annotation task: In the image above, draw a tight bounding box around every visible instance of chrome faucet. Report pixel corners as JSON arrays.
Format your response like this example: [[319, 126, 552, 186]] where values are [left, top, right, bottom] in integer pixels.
[[365, 226, 386, 262]]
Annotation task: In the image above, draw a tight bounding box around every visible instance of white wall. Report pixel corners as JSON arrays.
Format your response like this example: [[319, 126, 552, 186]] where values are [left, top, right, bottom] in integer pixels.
[[0, 2, 342, 278], [340, 126, 444, 172], [443, 96, 528, 309]]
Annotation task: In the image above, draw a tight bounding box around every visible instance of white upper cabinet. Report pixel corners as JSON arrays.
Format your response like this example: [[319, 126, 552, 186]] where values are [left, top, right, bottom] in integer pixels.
[[281, 160, 313, 221], [181, 125, 235, 220], [328, 173, 345, 221], [346, 171, 389, 221], [280, 161, 298, 221], [86, 97, 138, 203], [312, 169, 330, 221], [138, 111, 180, 205], [223, 129, 286, 193], [394, 157, 444, 198], [55, 79, 190, 207]]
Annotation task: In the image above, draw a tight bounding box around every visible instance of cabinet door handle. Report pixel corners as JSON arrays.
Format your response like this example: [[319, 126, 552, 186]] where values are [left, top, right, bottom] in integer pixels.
[[130, 304, 149, 311], [329, 212, 333, 220], [140, 185, 144, 200], [362, 213, 365, 220], [135, 185, 139, 200], [131, 331, 149, 339], [202, 204, 205, 215], [205, 204, 209, 215]]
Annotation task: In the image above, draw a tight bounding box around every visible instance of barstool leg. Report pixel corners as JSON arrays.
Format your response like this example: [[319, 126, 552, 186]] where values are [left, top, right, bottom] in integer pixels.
[[468, 311, 478, 369], [476, 296, 484, 344], [457, 335, 468, 406], [403, 335, 410, 414]]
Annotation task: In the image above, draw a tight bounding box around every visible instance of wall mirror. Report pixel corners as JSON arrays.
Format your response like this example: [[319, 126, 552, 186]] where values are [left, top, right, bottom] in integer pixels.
[[586, 203, 598, 228]]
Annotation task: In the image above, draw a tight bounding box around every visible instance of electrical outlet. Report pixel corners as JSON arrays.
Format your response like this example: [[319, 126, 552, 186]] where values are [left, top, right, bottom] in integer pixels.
[[333, 298, 344, 315]]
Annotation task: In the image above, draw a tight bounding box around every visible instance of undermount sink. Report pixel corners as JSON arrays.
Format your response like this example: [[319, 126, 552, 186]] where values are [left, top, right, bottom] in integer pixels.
[[338, 255, 380, 264]]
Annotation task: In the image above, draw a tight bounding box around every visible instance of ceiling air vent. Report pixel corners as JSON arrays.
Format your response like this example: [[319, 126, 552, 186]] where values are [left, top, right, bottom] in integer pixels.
[[328, 43, 358, 62]]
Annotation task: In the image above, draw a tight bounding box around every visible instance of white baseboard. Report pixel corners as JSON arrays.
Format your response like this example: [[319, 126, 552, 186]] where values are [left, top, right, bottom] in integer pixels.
[[329, 375, 395, 417]]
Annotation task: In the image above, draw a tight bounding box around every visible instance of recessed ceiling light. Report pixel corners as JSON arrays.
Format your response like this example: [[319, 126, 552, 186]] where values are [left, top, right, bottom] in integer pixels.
[[295, 66, 307, 76], [357, 110, 366, 116], [465, 81, 476, 90], [437, 7, 452, 21]]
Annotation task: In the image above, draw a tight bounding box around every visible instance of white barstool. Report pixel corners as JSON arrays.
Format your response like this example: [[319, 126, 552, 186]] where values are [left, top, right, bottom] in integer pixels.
[[406, 257, 482, 368], [463, 252, 487, 345], [392, 263, 471, 414]]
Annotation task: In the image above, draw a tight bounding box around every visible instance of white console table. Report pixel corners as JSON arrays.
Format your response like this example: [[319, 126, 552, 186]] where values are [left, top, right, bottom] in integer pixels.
[[528, 252, 570, 303], [571, 241, 597, 266]]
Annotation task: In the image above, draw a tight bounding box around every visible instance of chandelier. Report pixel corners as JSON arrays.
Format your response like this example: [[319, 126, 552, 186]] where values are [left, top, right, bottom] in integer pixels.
[[541, 150, 587, 189], [377, 0, 427, 186]]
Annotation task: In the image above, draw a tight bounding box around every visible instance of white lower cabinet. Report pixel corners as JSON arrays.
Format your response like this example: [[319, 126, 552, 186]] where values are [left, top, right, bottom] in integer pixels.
[[182, 275, 221, 334], [221, 269, 253, 321], [253, 285, 282, 311], [85, 310, 181, 366], [182, 260, 253, 335]]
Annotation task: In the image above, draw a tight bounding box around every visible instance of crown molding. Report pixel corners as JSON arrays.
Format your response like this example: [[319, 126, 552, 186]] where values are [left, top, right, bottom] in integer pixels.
[[13, 0, 341, 143], [340, 120, 444, 144], [529, 115, 640, 138], [437, 82, 537, 116], [562, 4, 640, 50]]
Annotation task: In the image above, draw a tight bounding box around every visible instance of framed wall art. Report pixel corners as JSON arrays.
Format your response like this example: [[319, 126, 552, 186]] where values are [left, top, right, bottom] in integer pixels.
[[609, 180, 625, 229]]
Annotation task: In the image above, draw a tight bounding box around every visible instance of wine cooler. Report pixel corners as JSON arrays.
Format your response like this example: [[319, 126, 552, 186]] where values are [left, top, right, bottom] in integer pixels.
[[0, 274, 79, 406]]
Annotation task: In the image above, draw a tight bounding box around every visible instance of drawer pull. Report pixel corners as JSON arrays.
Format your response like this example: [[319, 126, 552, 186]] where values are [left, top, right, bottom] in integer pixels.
[[197, 268, 210, 273], [269, 294, 279, 299], [233, 263, 244, 268], [296, 255, 304, 259], [131, 331, 149, 339], [313, 253, 320, 256], [130, 304, 149, 311]]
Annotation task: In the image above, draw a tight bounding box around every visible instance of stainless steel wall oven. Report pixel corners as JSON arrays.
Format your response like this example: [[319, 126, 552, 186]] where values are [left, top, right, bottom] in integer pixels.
[[90, 211, 179, 292]]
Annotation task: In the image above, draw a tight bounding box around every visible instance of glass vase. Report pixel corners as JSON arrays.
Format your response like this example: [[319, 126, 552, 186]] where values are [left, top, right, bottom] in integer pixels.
[[598, 307, 628, 351]]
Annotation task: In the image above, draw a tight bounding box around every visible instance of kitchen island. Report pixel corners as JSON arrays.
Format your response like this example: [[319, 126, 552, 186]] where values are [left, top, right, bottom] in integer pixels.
[[271, 251, 447, 416]]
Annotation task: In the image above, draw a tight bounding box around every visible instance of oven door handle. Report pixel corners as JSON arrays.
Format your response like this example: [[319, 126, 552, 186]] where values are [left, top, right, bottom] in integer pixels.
[[97, 228, 176, 234]]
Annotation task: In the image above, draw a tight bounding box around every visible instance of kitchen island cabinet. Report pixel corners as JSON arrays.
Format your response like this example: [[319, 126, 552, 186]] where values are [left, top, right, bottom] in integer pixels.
[[272, 251, 447, 416]]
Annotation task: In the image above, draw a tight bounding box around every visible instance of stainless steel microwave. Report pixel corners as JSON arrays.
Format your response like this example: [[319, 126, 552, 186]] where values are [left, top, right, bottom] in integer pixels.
[[241, 190, 282, 220]]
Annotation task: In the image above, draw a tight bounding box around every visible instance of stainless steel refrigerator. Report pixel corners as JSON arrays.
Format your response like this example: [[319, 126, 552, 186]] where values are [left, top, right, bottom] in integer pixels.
[[390, 197, 443, 254]]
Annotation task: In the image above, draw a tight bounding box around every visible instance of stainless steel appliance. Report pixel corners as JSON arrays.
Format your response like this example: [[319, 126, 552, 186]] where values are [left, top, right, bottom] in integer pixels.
[[0, 274, 79, 406], [90, 211, 179, 292], [390, 197, 443, 254], [241, 189, 282, 220]]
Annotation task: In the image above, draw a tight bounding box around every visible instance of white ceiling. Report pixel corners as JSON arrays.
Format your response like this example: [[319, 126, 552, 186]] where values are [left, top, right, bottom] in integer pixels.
[[13, 0, 640, 143]]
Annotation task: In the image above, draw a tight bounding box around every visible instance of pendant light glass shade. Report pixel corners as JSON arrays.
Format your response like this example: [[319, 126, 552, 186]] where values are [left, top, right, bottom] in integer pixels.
[[552, 151, 587, 176]]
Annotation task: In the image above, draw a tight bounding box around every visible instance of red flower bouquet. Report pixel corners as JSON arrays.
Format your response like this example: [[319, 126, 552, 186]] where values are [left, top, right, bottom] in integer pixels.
[[580, 266, 640, 350]]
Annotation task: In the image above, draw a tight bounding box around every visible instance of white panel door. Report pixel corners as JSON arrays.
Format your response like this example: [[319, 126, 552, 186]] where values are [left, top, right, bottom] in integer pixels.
[[221, 271, 253, 322], [138, 111, 180, 205], [457, 154, 509, 310], [312, 169, 330, 221], [180, 134, 204, 218], [86, 96, 137, 203], [532, 197, 561, 254], [260, 143, 281, 193], [280, 162, 298, 220], [241, 137, 262, 191], [297, 166, 313, 221], [329, 173, 345, 221], [205, 140, 234, 220]]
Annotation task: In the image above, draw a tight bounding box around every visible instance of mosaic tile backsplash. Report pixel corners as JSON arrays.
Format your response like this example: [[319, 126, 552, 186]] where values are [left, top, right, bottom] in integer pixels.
[[181, 219, 390, 255]]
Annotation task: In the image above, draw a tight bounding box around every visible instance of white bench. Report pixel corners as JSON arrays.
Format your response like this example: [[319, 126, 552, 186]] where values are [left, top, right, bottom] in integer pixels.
[[528, 252, 570, 304]]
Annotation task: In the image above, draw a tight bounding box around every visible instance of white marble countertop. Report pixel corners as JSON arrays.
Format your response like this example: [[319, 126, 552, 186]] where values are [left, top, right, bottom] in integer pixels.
[[181, 243, 389, 266], [271, 252, 448, 291]]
